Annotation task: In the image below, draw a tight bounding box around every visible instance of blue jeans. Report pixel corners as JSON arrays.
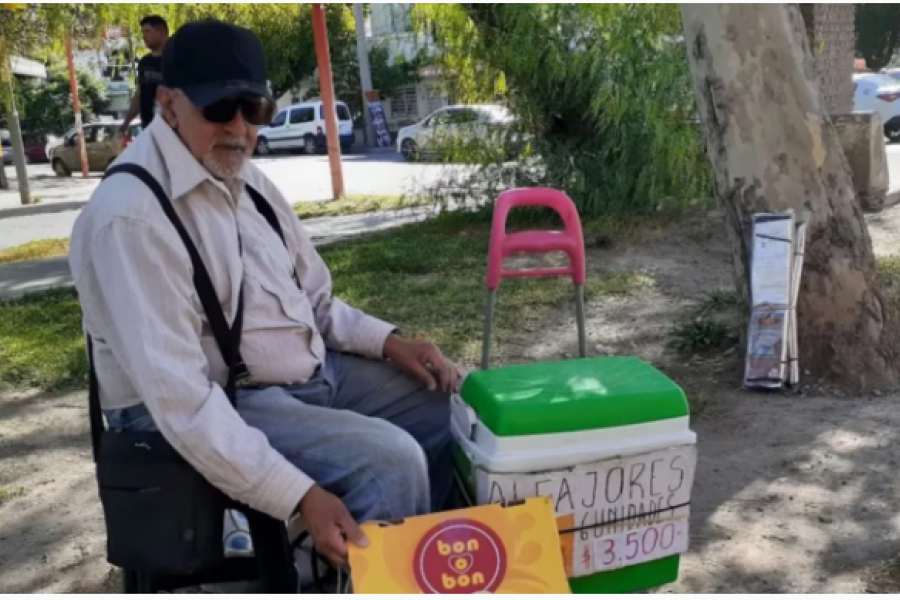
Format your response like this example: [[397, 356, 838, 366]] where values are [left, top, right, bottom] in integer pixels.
[[106, 351, 453, 522]]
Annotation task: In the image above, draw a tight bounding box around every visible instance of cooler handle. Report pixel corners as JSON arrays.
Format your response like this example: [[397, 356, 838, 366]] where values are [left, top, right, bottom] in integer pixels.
[[481, 188, 588, 370]]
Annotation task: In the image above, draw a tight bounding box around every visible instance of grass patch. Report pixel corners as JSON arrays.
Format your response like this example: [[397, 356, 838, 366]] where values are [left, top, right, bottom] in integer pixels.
[[695, 288, 745, 316], [294, 194, 434, 219], [670, 287, 743, 354], [879, 256, 900, 291], [0, 486, 26, 505], [322, 215, 648, 362], [0, 287, 87, 391], [670, 317, 738, 353], [0, 238, 70, 265], [0, 216, 648, 391]]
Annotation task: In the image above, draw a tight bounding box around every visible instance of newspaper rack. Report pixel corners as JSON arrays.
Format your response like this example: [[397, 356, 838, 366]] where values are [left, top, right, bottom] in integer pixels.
[[744, 211, 808, 389]]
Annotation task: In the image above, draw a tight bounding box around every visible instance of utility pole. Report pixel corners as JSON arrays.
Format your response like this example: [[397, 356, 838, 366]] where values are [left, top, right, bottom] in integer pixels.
[[312, 3, 345, 198], [65, 33, 89, 179], [353, 3, 374, 149]]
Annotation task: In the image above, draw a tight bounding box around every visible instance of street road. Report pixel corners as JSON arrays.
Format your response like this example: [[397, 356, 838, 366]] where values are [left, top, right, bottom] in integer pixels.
[[0, 152, 470, 251], [3, 145, 900, 252]]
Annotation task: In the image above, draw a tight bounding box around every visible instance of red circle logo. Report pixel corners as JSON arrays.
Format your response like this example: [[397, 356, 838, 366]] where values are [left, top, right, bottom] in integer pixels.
[[413, 519, 507, 594]]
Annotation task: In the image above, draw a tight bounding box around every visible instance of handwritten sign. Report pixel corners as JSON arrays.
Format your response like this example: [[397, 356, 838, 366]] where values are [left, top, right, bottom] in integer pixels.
[[367, 100, 393, 148], [476, 445, 696, 578], [349, 498, 571, 594], [592, 518, 689, 572]]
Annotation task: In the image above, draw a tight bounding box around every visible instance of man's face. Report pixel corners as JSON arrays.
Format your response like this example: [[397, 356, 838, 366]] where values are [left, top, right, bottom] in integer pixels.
[[157, 87, 257, 181], [141, 24, 166, 51]]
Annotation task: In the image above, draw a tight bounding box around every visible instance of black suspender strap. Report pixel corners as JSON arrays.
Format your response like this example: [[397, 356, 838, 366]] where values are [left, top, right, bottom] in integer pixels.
[[86, 164, 297, 462], [246, 184, 302, 288], [247, 185, 285, 244], [103, 164, 250, 390]]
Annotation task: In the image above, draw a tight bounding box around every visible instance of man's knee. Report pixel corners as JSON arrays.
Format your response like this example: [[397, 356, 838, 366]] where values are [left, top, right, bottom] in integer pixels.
[[353, 427, 431, 521], [368, 428, 429, 487]]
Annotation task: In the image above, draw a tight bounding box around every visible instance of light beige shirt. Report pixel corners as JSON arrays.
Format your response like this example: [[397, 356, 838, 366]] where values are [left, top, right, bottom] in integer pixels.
[[69, 118, 396, 521]]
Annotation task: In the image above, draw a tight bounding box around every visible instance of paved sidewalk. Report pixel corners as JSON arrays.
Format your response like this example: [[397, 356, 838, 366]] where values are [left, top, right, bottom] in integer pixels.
[[0, 207, 433, 300], [0, 151, 451, 221], [0, 170, 96, 216]]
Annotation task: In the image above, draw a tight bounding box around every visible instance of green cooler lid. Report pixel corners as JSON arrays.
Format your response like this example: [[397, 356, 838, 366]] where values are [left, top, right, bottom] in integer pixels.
[[460, 357, 688, 437]]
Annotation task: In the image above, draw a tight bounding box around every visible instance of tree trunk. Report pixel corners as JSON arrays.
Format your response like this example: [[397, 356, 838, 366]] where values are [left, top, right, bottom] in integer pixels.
[[681, 3, 900, 392]]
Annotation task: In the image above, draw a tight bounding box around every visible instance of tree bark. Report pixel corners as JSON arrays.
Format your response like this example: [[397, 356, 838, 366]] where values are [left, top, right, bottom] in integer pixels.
[[681, 3, 900, 392]]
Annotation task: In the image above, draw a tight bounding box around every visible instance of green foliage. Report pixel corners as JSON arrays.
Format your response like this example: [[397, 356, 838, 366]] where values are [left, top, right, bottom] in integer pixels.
[[5, 3, 417, 113], [670, 317, 737, 353], [369, 44, 422, 101], [16, 65, 109, 135], [174, 3, 418, 113], [1, 4, 155, 57], [412, 4, 712, 219], [856, 4, 900, 70], [670, 288, 742, 354], [412, 3, 506, 103]]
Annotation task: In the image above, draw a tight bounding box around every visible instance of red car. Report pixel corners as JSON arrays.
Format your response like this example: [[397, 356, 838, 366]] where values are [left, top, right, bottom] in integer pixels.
[[23, 134, 49, 164]]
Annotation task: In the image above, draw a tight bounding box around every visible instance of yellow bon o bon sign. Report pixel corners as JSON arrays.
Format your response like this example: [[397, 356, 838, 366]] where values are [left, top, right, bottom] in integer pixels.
[[1, 4, 27, 10], [349, 497, 571, 594]]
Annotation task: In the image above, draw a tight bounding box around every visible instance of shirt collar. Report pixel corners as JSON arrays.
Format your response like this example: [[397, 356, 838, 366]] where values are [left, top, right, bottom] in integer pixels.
[[148, 118, 248, 202]]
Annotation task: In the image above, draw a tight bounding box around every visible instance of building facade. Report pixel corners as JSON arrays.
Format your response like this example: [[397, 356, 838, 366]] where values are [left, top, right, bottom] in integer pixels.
[[368, 3, 449, 130], [72, 27, 138, 118]]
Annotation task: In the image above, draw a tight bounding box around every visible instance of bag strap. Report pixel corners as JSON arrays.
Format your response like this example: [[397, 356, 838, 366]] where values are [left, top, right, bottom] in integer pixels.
[[87, 336, 105, 461]]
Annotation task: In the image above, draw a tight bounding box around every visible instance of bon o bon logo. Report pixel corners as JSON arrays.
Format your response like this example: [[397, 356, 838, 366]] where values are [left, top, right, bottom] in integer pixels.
[[413, 519, 508, 594]]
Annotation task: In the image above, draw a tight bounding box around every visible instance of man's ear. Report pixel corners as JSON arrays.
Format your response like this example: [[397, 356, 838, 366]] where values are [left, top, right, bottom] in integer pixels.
[[156, 86, 177, 127]]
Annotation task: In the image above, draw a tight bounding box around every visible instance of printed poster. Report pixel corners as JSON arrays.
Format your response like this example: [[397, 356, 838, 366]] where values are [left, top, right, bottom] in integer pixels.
[[367, 100, 393, 148], [750, 213, 794, 307], [348, 497, 571, 594], [744, 309, 788, 387]]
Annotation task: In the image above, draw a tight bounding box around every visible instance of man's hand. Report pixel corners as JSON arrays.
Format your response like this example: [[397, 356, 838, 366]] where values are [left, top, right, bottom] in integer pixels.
[[297, 485, 368, 566], [384, 334, 459, 393]]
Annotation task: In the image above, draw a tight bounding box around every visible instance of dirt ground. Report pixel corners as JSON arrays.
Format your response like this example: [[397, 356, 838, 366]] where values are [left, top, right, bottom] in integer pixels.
[[4, 206, 900, 593]]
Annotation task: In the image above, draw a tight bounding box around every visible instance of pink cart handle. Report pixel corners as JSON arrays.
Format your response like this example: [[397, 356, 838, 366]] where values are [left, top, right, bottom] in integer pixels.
[[486, 188, 586, 290]]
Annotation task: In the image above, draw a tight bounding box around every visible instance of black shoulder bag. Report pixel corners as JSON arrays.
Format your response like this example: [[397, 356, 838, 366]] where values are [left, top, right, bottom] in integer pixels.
[[90, 164, 290, 574]]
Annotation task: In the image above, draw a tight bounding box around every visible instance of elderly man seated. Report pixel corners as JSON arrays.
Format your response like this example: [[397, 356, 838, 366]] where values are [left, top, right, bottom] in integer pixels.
[[69, 20, 456, 568]]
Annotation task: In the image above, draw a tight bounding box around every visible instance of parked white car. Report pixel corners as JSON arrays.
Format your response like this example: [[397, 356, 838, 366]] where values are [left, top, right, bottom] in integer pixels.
[[256, 100, 354, 156], [396, 104, 523, 162], [853, 73, 900, 141]]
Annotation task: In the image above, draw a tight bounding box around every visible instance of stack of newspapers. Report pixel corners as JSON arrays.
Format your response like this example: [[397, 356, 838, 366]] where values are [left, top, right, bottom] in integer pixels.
[[743, 211, 808, 389]]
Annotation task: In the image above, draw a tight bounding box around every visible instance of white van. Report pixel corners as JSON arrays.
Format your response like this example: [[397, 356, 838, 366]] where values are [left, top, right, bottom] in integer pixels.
[[256, 100, 354, 156]]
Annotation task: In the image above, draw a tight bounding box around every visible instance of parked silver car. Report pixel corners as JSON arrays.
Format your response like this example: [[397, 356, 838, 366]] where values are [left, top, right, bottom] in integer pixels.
[[396, 104, 526, 162]]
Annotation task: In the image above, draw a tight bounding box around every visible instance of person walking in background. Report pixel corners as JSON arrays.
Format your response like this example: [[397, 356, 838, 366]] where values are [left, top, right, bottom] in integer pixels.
[[121, 15, 169, 133]]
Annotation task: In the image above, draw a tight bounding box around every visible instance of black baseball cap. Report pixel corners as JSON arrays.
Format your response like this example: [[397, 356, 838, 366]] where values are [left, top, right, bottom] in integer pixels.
[[162, 20, 273, 107]]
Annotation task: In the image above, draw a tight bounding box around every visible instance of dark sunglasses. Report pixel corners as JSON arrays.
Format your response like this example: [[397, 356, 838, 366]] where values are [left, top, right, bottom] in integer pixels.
[[202, 96, 277, 126]]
